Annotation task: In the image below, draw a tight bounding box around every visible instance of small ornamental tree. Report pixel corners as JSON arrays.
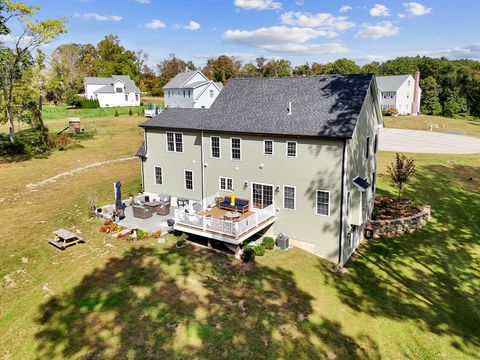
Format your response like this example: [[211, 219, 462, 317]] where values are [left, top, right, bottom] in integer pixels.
[[387, 153, 416, 199]]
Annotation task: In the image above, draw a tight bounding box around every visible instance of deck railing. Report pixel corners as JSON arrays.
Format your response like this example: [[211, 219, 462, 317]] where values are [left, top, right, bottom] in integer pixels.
[[174, 204, 275, 239]]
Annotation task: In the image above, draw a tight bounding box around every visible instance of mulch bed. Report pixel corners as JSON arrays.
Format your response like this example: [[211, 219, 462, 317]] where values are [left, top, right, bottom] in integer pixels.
[[372, 195, 423, 220]]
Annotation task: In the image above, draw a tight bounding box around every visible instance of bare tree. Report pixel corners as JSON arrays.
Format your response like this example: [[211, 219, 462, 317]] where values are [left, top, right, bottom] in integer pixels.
[[387, 153, 416, 199]]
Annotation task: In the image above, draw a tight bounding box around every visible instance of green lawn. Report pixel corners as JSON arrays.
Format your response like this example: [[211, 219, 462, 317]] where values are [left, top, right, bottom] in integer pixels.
[[385, 115, 480, 138], [0, 119, 479, 358], [42, 104, 155, 120]]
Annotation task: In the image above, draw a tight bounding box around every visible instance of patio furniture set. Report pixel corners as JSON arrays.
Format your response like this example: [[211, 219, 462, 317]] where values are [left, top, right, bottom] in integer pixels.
[[132, 194, 171, 219]]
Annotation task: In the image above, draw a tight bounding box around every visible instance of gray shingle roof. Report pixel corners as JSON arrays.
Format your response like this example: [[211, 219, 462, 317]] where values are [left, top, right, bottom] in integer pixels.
[[84, 77, 111, 85], [140, 108, 205, 130], [184, 80, 210, 89], [84, 75, 140, 94], [141, 74, 375, 139], [135, 142, 147, 157], [163, 71, 198, 89], [376, 75, 411, 92]]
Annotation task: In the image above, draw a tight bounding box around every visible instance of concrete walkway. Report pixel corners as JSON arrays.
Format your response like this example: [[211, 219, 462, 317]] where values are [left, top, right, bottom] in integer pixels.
[[379, 128, 480, 154]]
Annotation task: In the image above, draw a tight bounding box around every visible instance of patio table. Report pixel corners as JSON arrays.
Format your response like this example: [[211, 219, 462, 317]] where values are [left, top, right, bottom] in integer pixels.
[[224, 211, 241, 222]]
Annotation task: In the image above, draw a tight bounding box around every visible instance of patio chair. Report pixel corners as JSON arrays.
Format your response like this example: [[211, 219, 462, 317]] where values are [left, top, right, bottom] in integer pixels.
[[132, 203, 153, 219], [157, 202, 171, 216]]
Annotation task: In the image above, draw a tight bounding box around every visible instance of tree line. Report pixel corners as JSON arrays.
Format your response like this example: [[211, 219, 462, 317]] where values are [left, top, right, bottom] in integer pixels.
[[46, 38, 480, 120]]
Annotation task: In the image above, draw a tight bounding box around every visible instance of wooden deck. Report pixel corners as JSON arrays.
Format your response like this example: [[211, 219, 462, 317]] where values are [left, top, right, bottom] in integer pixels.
[[198, 206, 253, 220]]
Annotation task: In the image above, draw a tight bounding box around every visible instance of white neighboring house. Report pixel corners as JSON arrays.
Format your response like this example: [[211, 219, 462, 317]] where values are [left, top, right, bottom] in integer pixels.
[[377, 71, 422, 115], [163, 70, 223, 109], [84, 75, 141, 108]]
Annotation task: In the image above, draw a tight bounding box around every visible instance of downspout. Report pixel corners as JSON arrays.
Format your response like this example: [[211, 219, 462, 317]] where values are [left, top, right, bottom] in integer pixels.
[[200, 131, 206, 206], [338, 139, 347, 267], [142, 128, 147, 192]]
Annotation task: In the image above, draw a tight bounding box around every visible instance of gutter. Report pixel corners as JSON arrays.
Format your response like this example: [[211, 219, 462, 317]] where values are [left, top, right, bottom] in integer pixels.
[[338, 139, 347, 267]]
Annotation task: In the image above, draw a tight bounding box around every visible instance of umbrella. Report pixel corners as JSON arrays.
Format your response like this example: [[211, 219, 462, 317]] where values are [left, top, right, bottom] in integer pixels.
[[230, 191, 236, 207], [114, 181, 125, 219], [149, 103, 152, 110]]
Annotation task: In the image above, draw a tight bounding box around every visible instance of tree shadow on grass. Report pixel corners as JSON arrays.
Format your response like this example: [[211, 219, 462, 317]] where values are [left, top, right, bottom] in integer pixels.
[[319, 164, 480, 357], [35, 245, 380, 359]]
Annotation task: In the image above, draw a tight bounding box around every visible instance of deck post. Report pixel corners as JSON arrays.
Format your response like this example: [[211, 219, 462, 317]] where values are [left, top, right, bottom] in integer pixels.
[[202, 215, 206, 231], [255, 212, 259, 227], [235, 245, 241, 259], [208, 238, 212, 248]]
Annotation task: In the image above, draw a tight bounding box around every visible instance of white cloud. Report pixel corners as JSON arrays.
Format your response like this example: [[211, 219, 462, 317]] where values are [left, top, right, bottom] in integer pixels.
[[355, 21, 400, 39], [0, 34, 15, 43], [398, 13, 406, 18], [369, 4, 390, 17], [234, 0, 282, 11], [73, 13, 122, 21], [134, 0, 150, 3], [193, 52, 257, 63], [223, 26, 350, 55], [183, 21, 201, 31], [295, 0, 304, 5], [224, 26, 335, 46], [353, 54, 387, 64], [280, 11, 354, 31], [145, 19, 166, 29], [420, 43, 480, 59], [403, 2, 432, 16], [339, 5, 352, 13]]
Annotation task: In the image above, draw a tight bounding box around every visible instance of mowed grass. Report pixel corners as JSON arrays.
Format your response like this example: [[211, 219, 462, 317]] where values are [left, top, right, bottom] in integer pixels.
[[384, 115, 480, 138], [42, 104, 150, 120], [0, 118, 479, 358]]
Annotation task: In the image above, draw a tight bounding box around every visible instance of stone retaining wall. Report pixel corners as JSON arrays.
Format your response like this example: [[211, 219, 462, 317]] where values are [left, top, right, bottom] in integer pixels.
[[365, 205, 431, 239]]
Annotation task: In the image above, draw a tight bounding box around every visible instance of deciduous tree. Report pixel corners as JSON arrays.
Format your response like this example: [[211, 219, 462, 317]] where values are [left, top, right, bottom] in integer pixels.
[[387, 153, 416, 199]]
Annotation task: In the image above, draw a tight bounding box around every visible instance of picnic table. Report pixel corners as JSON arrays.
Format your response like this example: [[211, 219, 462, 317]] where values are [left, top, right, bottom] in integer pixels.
[[48, 228, 84, 250]]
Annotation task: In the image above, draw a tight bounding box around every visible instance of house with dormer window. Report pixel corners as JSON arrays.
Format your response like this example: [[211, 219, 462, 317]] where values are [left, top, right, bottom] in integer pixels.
[[135, 74, 383, 266], [84, 75, 141, 107]]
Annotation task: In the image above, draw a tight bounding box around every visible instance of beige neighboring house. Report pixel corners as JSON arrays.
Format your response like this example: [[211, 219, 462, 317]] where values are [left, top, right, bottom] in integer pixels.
[[163, 70, 223, 109], [84, 75, 141, 108], [135, 74, 383, 266]]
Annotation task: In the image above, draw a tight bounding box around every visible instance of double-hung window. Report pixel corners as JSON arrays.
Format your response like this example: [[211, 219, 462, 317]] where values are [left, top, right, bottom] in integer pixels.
[[219, 176, 233, 191], [283, 186, 296, 210], [264, 140, 274, 155], [365, 136, 370, 159], [316, 190, 330, 216], [286, 141, 297, 157], [184, 170, 194, 190], [231, 138, 241, 160], [154, 166, 163, 185], [211, 136, 220, 158], [167, 132, 183, 152]]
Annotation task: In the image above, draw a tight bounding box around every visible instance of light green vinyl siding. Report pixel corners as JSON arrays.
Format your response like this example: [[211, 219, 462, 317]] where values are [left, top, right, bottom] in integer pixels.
[[203, 133, 344, 262], [143, 129, 203, 201], [341, 83, 382, 263]]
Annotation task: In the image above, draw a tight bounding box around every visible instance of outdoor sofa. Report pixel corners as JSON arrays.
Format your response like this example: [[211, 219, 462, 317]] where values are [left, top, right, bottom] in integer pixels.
[[218, 196, 249, 213]]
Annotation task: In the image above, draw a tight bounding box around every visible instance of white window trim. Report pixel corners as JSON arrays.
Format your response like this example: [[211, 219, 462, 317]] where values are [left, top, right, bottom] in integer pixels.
[[219, 176, 233, 191], [263, 139, 274, 156], [166, 131, 184, 153], [282, 185, 296, 211], [230, 137, 242, 161], [210, 136, 221, 159], [184, 169, 194, 191], [154, 166, 163, 185], [315, 190, 330, 217], [286, 141, 298, 158]]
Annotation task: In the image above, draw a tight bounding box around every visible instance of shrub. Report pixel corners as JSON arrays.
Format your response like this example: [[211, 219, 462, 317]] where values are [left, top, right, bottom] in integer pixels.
[[79, 99, 100, 109], [0, 129, 50, 157], [54, 133, 71, 151], [140, 101, 144, 106], [128, 108, 133, 116], [114, 110, 119, 117], [149, 89, 163, 97], [262, 237, 275, 250], [176, 233, 188, 247], [65, 90, 81, 108], [382, 108, 398, 116], [241, 246, 256, 262], [253, 245, 266, 256]]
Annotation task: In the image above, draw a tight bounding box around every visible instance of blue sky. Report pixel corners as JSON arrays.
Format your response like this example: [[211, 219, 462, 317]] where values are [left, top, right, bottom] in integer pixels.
[[14, 0, 480, 66]]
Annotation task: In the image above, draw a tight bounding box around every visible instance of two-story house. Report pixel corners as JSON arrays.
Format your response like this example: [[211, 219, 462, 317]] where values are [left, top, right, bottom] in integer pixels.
[[136, 74, 383, 266], [163, 70, 223, 109], [84, 75, 141, 108], [377, 71, 421, 115]]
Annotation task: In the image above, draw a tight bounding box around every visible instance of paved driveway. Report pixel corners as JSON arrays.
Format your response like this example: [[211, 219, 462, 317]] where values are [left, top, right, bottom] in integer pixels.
[[379, 128, 480, 154]]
